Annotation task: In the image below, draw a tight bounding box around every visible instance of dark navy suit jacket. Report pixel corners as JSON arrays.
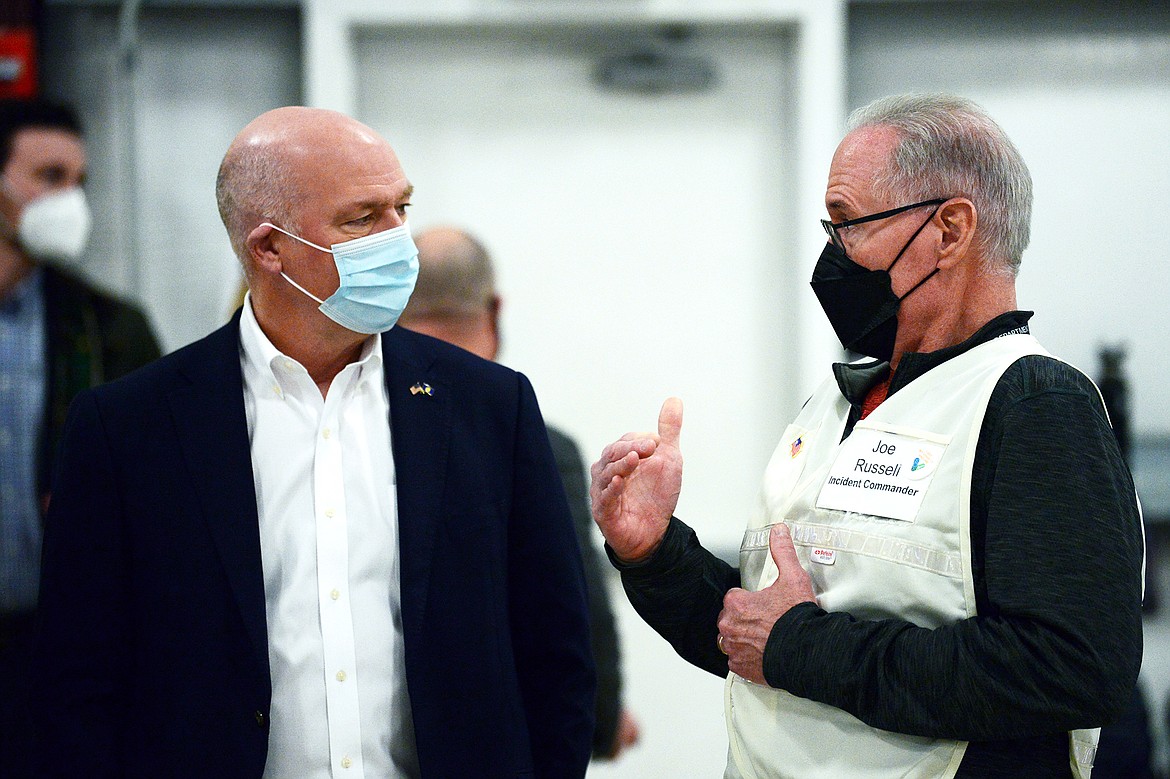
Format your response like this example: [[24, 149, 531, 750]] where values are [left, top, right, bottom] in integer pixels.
[[34, 315, 595, 778]]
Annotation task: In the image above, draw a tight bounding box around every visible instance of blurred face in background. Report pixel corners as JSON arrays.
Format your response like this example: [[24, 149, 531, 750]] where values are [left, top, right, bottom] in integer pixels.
[[1, 127, 87, 230], [1, 127, 89, 264]]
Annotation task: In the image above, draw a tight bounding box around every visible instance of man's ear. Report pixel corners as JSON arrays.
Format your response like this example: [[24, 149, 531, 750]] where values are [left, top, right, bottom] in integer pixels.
[[488, 294, 502, 333], [0, 180, 21, 239], [936, 198, 977, 269], [487, 294, 503, 360], [245, 223, 282, 274]]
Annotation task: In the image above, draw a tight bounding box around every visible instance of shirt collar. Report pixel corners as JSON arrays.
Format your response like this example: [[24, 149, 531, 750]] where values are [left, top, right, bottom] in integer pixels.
[[833, 310, 1035, 406], [238, 291, 383, 397], [0, 266, 43, 318]]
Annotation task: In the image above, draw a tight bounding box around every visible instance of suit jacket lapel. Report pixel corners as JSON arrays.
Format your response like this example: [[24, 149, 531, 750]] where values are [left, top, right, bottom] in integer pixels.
[[382, 327, 450, 645], [167, 315, 269, 675]]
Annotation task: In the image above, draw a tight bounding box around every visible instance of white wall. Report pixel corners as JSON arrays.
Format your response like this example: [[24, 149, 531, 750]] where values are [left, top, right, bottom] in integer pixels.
[[354, 22, 806, 556], [41, 4, 302, 352]]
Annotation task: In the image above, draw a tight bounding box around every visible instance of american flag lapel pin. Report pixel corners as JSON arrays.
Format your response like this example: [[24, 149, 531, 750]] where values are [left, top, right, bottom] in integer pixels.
[[409, 382, 434, 397]]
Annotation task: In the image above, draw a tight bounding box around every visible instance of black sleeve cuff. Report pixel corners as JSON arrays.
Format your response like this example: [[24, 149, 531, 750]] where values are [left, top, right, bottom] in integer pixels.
[[762, 601, 826, 690], [603, 516, 695, 579]]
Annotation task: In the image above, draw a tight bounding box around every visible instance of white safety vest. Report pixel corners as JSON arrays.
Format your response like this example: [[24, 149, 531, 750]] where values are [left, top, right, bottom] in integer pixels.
[[727, 334, 1099, 779]]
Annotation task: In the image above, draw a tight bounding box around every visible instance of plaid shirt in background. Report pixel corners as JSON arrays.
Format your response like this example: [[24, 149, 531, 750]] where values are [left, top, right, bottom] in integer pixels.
[[0, 268, 45, 612]]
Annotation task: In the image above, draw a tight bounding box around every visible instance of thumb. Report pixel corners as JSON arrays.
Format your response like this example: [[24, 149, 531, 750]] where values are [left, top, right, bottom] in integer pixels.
[[768, 524, 800, 576], [657, 397, 683, 448]]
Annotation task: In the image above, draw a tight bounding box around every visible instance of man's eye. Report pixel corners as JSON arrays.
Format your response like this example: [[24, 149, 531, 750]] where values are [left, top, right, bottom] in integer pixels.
[[39, 170, 68, 186], [396, 203, 412, 216]]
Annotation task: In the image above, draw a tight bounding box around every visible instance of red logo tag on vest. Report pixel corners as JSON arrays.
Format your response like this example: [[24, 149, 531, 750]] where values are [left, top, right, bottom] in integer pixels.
[[810, 548, 836, 565]]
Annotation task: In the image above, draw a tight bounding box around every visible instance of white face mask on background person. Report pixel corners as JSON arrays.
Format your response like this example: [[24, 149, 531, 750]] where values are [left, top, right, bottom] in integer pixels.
[[9, 186, 93, 263]]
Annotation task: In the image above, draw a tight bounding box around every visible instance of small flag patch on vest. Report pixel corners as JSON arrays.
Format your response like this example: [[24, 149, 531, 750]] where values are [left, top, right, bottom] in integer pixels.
[[790, 436, 803, 458]]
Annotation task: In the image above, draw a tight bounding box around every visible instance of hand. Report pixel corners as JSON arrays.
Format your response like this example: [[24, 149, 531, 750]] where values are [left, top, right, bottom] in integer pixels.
[[604, 708, 641, 760], [717, 524, 816, 685], [590, 397, 684, 563]]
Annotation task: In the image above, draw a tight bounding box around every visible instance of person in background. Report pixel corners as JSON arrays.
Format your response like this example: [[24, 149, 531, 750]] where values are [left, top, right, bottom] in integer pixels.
[[1092, 345, 1155, 779], [33, 106, 594, 777], [591, 93, 1143, 777], [0, 96, 160, 779], [397, 225, 641, 760]]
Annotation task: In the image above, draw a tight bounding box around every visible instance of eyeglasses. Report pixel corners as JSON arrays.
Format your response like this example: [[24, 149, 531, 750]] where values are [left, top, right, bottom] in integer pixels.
[[821, 198, 947, 251]]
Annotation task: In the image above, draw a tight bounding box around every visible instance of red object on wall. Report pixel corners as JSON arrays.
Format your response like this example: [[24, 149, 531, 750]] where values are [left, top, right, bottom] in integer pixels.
[[0, 26, 37, 98]]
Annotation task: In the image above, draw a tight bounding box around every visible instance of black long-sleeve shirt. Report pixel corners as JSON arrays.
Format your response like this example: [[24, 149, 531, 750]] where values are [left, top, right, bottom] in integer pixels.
[[613, 312, 1144, 777]]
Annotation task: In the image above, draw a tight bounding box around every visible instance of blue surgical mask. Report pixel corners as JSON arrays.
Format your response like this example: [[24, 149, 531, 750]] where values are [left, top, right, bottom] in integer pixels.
[[264, 221, 419, 334]]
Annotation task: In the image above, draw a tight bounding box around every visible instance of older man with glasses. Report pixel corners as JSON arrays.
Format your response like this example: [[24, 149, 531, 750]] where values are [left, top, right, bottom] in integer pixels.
[[591, 93, 1142, 778]]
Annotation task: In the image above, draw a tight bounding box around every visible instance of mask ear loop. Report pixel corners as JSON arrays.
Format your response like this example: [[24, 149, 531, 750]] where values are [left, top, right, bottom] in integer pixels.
[[280, 271, 327, 305], [260, 222, 333, 305], [898, 264, 941, 302], [888, 205, 944, 301], [262, 221, 332, 253]]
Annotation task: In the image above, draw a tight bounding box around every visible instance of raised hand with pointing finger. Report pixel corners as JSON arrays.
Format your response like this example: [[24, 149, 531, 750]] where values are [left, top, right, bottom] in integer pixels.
[[590, 397, 684, 564], [717, 524, 816, 685]]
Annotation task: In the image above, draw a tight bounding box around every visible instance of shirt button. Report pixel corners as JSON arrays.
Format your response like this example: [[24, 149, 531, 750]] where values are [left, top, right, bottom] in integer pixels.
[[330, 589, 340, 600], [341, 756, 352, 769], [322, 427, 332, 439], [336, 670, 347, 682], [324, 508, 335, 518]]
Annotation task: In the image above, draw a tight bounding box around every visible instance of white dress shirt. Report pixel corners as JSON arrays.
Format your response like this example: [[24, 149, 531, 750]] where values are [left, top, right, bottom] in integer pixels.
[[239, 296, 419, 778]]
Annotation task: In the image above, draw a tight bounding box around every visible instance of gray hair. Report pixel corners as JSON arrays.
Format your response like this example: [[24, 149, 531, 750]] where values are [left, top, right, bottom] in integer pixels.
[[847, 93, 1032, 275], [215, 143, 302, 264], [404, 228, 497, 319]]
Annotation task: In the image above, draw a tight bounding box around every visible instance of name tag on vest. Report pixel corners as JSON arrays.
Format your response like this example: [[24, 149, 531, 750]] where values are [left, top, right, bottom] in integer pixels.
[[816, 427, 947, 522]]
